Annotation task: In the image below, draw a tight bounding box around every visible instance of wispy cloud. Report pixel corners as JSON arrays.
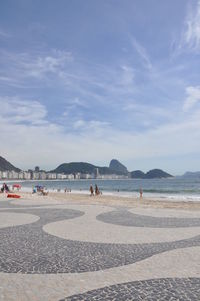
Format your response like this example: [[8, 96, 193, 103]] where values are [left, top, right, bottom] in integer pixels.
[[23, 50, 73, 78], [123, 102, 171, 117], [122, 101, 172, 129], [120, 65, 135, 85], [0, 49, 73, 84], [130, 36, 152, 70], [183, 86, 200, 111], [0, 97, 48, 125], [180, 0, 200, 52], [1, 92, 200, 172], [73, 119, 110, 133]]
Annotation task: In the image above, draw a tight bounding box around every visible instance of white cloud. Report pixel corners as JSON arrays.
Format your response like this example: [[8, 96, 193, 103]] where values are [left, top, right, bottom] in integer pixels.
[[122, 102, 172, 127], [24, 50, 73, 78], [0, 97, 47, 125], [73, 119, 110, 136], [181, 0, 200, 52], [1, 93, 200, 172], [121, 65, 135, 85], [130, 37, 152, 70], [0, 49, 73, 86], [73, 119, 86, 129], [183, 86, 200, 111]]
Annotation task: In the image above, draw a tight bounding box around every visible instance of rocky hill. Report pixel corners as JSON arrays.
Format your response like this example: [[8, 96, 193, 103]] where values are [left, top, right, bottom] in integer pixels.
[[52, 159, 128, 175], [181, 171, 200, 178], [51, 162, 118, 175], [0, 156, 21, 172], [130, 170, 146, 179], [52, 161, 172, 178], [131, 169, 173, 179], [109, 159, 128, 175]]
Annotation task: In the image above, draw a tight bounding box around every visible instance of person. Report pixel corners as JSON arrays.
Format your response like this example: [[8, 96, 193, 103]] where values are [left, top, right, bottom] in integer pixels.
[[90, 185, 94, 196], [32, 186, 37, 194], [95, 184, 100, 195], [1, 183, 9, 193], [139, 188, 143, 198], [41, 188, 48, 196]]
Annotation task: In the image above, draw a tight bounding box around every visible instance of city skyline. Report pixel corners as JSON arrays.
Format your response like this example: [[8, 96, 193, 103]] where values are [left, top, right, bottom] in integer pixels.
[[1, 0, 200, 174]]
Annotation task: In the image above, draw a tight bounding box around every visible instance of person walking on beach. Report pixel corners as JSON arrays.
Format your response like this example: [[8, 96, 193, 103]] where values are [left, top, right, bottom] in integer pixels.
[[90, 185, 94, 196], [139, 188, 143, 198], [95, 184, 100, 195]]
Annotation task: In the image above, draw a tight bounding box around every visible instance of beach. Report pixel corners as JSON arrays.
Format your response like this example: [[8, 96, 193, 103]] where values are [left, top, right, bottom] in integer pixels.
[[1, 190, 200, 210]]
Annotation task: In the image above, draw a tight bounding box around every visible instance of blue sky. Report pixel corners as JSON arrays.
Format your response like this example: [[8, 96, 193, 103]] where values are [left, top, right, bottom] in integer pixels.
[[0, 0, 200, 174]]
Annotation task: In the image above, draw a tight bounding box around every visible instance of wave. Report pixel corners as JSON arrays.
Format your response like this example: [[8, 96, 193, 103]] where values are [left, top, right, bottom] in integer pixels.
[[109, 188, 200, 194]]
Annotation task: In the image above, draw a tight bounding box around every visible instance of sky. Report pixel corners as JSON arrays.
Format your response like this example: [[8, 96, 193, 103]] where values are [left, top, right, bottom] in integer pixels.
[[0, 0, 200, 175]]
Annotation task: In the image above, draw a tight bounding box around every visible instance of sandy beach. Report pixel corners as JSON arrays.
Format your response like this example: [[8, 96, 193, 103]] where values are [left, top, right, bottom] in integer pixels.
[[1, 190, 200, 210]]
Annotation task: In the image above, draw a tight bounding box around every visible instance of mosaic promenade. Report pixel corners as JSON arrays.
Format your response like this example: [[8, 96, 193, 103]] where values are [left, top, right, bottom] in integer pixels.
[[0, 195, 200, 300]]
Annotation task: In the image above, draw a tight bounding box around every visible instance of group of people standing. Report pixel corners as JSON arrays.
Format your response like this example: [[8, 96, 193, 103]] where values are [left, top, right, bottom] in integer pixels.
[[0, 183, 9, 193], [90, 184, 101, 196]]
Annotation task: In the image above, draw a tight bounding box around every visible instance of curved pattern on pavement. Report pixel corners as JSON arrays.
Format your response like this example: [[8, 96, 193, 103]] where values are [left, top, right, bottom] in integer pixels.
[[0, 206, 200, 274], [129, 207, 200, 218], [97, 208, 200, 227], [11, 198, 63, 206], [1, 246, 199, 300], [0, 199, 58, 209], [62, 278, 200, 301], [43, 205, 200, 244], [0, 212, 39, 228]]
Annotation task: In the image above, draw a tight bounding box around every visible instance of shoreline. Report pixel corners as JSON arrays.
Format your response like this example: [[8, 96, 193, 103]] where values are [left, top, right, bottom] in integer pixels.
[[1, 190, 200, 210], [1, 179, 200, 203]]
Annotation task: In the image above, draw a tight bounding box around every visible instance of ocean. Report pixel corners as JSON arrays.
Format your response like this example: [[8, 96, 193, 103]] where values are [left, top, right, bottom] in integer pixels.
[[3, 177, 200, 202]]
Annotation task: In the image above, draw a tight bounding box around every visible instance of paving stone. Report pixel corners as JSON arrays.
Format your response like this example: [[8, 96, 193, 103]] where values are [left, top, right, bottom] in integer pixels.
[[0, 199, 53, 209], [62, 278, 200, 301], [0, 207, 200, 274], [97, 209, 200, 228]]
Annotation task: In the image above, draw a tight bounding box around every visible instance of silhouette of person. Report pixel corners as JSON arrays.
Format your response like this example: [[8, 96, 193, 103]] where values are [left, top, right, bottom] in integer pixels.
[[140, 188, 143, 198], [90, 185, 94, 196]]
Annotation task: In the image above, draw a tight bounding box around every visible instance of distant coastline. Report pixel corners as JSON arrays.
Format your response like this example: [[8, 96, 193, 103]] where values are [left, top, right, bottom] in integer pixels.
[[0, 156, 173, 181]]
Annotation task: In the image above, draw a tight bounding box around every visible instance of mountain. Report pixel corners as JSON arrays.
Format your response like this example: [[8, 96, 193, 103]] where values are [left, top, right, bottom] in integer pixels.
[[0, 156, 21, 172], [109, 159, 128, 175], [131, 170, 146, 179], [182, 171, 200, 178], [52, 159, 130, 175], [145, 169, 173, 179], [51, 162, 124, 175], [130, 169, 173, 179], [52, 162, 96, 174], [52, 161, 172, 178]]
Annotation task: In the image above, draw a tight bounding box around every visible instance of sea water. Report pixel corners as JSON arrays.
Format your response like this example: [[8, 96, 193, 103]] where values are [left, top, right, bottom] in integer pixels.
[[3, 177, 200, 202]]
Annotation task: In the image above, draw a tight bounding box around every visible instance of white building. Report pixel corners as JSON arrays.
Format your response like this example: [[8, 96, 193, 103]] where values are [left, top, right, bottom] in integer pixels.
[[32, 172, 40, 180], [66, 174, 74, 180], [39, 172, 47, 180], [74, 172, 81, 179], [46, 173, 57, 180], [7, 170, 19, 179], [80, 173, 92, 179], [57, 173, 67, 180], [1, 171, 9, 179], [23, 171, 32, 180]]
